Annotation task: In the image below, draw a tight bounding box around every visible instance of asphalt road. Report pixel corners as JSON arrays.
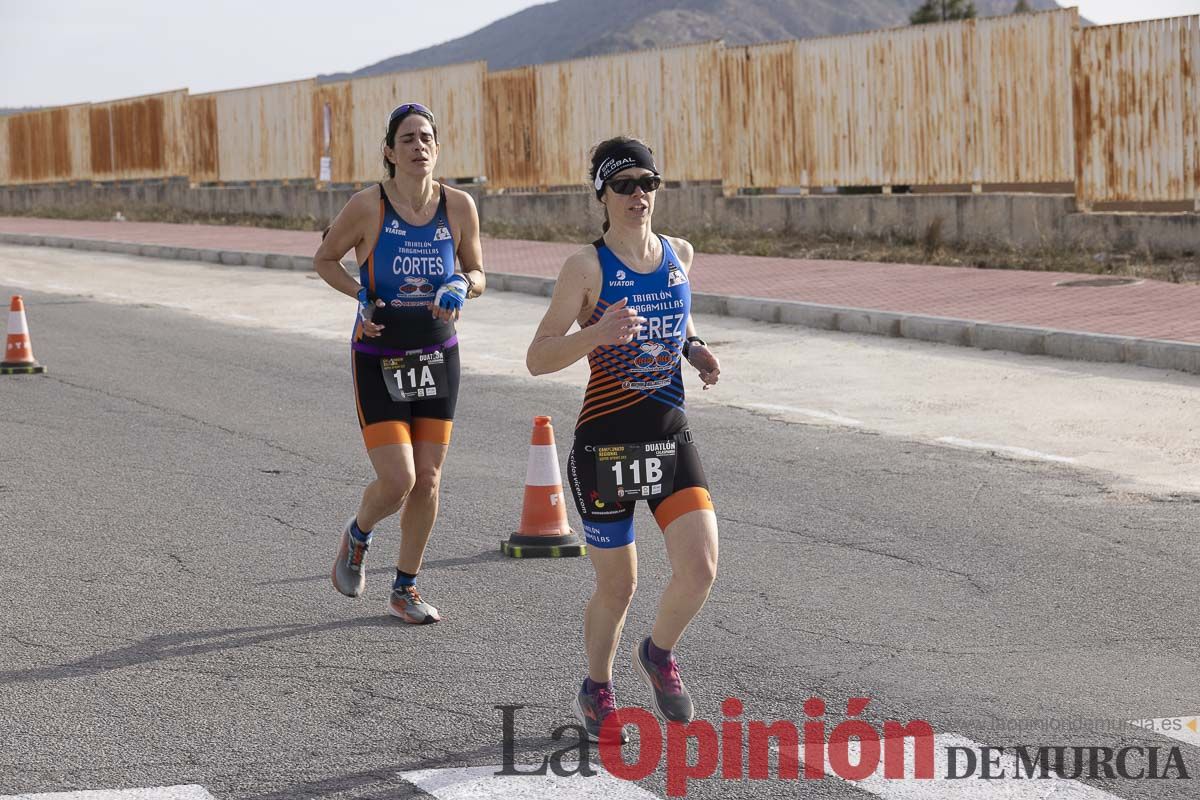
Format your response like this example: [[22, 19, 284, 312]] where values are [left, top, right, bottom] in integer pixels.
[[1, 286, 1198, 799]]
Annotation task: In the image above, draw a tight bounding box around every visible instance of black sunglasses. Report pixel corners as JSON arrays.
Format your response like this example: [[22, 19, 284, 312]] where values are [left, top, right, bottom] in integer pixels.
[[606, 175, 662, 195], [388, 103, 434, 128]]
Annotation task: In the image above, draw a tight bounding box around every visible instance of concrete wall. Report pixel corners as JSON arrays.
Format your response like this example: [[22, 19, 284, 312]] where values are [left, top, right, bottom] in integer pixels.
[[484, 187, 1199, 256], [0, 181, 1195, 256], [0, 179, 357, 225]]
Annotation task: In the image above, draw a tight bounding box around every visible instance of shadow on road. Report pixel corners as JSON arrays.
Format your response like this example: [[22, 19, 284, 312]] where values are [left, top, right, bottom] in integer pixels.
[[253, 549, 509, 588], [0, 616, 403, 685]]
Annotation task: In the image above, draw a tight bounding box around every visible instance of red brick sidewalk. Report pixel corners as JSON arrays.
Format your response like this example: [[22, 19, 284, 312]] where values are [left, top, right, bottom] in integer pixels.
[[2, 217, 1198, 344]]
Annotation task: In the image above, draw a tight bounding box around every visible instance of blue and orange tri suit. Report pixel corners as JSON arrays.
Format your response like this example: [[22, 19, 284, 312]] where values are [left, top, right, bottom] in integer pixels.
[[566, 235, 714, 548]]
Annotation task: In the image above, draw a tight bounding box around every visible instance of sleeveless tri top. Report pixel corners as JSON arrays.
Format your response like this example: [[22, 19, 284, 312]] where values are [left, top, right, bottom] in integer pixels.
[[353, 184, 457, 352], [576, 236, 691, 442]]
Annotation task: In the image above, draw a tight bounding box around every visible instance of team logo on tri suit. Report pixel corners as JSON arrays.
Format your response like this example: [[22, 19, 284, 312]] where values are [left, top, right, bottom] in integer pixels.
[[667, 262, 688, 287], [631, 341, 676, 372], [611, 269, 635, 287], [622, 376, 673, 391], [433, 222, 452, 242], [390, 275, 435, 306]]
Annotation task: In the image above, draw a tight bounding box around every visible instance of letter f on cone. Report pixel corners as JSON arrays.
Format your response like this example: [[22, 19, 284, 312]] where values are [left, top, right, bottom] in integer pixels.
[[501, 416, 586, 558], [1, 296, 46, 375]]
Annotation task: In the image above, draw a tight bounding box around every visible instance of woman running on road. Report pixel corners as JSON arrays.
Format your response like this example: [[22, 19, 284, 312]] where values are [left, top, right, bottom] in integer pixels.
[[314, 103, 485, 624], [526, 136, 721, 741]]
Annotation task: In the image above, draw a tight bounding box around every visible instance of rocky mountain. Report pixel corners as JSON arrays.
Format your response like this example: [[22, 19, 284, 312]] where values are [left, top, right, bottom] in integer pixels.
[[325, 0, 1068, 80]]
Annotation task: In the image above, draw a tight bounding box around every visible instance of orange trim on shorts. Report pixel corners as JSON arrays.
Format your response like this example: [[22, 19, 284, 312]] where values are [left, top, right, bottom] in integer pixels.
[[363, 421, 412, 450], [654, 486, 714, 531], [412, 417, 453, 445]]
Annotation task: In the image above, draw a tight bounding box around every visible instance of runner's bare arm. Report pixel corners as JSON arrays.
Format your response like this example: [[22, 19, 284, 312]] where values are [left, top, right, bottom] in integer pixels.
[[526, 249, 645, 375], [315, 190, 385, 336], [447, 188, 485, 298], [670, 237, 720, 388], [314, 191, 372, 299]]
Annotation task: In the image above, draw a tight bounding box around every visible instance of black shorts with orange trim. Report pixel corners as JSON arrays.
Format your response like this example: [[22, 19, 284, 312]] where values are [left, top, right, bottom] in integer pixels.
[[566, 427, 713, 548], [351, 344, 460, 450]]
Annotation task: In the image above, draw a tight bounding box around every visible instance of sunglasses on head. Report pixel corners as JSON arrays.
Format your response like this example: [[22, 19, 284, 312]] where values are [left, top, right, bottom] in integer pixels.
[[388, 103, 434, 127], [606, 175, 662, 195]]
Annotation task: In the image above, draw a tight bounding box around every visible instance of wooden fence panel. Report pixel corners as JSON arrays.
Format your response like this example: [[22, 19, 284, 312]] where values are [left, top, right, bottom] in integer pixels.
[[89, 90, 187, 181], [1076, 16, 1199, 206], [313, 81, 354, 184], [484, 67, 540, 188], [201, 80, 314, 182], [4, 106, 90, 184], [799, 22, 976, 188], [348, 62, 486, 183], [975, 9, 1077, 184], [724, 12, 1077, 190], [66, 104, 91, 181], [532, 42, 722, 188], [722, 43, 797, 189], [185, 95, 218, 184]]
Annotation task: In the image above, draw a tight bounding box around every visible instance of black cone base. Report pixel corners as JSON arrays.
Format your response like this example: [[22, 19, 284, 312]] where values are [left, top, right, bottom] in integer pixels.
[[501, 531, 586, 559], [1, 363, 46, 375]]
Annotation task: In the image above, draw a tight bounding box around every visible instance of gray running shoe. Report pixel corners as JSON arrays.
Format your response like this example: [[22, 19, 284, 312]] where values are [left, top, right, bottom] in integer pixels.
[[387, 585, 441, 624], [634, 637, 694, 723], [572, 680, 629, 744], [331, 518, 369, 598]]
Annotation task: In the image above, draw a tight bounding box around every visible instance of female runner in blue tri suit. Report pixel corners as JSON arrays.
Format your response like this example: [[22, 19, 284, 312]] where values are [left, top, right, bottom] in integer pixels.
[[526, 137, 721, 742], [314, 103, 485, 625]]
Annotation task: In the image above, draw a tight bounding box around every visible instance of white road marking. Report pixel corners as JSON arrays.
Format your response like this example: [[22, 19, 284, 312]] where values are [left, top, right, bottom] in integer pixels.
[[1129, 715, 1200, 748], [742, 403, 863, 426], [936, 437, 1076, 464], [774, 733, 1127, 798], [401, 765, 660, 799], [0, 787, 216, 800]]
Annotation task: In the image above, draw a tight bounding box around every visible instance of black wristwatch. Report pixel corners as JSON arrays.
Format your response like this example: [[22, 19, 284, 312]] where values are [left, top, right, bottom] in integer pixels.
[[683, 336, 707, 359]]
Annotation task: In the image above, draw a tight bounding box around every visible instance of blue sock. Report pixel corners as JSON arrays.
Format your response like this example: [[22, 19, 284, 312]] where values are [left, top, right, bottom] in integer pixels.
[[349, 519, 372, 544], [646, 638, 673, 666], [393, 569, 417, 591], [584, 677, 611, 694]]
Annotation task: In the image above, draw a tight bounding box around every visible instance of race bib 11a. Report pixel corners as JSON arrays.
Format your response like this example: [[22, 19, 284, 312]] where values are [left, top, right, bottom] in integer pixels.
[[381, 350, 447, 402]]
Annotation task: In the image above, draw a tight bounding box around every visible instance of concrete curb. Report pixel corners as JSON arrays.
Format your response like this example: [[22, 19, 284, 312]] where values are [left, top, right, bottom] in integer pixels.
[[3, 231, 1198, 376]]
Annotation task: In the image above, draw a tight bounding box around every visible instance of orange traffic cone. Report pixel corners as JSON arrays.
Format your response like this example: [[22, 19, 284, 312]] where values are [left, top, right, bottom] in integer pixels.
[[501, 416, 586, 558], [1, 296, 46, 375]]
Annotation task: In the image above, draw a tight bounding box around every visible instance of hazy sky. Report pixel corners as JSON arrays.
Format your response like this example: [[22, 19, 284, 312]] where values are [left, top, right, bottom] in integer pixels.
[[1, 0, 1196, 107]]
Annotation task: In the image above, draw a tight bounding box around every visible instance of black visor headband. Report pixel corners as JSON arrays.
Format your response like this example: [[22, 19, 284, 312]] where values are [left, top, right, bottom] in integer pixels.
[[593, 143, 658, 193]]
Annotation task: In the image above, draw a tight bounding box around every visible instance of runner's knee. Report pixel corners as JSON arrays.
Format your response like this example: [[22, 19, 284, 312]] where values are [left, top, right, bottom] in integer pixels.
[[411, 465, 441, 498], [594, 573, 637, 608], [377, 470, 416, 505], [678, 555, 717, 594]]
